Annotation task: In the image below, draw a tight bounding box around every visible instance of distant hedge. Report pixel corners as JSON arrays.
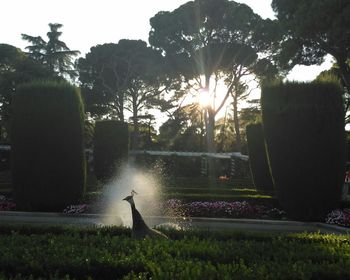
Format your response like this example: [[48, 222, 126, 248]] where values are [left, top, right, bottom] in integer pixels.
[[11, 81, 86, 211], [93, 120, 129, 181], [246, 123, 274, 192], [261, 80, 346, 221]]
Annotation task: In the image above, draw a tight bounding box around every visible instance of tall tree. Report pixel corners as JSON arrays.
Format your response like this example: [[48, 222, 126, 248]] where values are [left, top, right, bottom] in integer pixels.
[[272, 0, 350, 104], [149, 0, 275, 152], [78, 43, 126, 121], [0, 44, 57, 140], [22, 23, 80, 79], [78, 40, 170, 149]]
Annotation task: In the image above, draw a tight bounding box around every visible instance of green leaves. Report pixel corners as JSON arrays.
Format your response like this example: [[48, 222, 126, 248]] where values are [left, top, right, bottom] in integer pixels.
[[22, 23, 80, 79], [272, 0, 350, 86], [0, 226, 349, 279]]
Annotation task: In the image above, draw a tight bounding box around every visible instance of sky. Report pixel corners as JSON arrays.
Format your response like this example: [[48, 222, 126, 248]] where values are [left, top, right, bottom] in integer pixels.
[[1, 0, 333, 82], [1, 0, 274, 55]]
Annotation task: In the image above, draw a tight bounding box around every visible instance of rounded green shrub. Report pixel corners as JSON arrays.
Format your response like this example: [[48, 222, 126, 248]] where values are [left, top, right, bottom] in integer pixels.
[[246, 123, 274, 192], [11, 81, 86, 211], [93, 120, 129, 181], [261, 80, 346, 221]]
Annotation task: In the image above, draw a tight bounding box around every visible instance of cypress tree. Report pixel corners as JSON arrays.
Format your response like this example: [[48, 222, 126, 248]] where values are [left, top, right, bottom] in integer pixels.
[[261, 80, 346, 221], [11, 81, 86, 211], [246, 123, 274, 192]]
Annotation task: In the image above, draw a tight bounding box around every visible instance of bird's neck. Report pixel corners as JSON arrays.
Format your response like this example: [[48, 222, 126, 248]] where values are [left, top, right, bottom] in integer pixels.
[[130, 204, 149, 230]]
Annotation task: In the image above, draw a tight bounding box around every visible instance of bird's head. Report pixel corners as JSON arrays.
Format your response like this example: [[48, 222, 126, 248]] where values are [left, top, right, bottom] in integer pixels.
[[122, 190, 138, 206]]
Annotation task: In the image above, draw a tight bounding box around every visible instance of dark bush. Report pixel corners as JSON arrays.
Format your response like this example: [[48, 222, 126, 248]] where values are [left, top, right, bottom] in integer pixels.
[[261, 80, 346, 221], [93, 120, 129, 181], [246, 123, 274, 192], [11, 81, 86, 211]]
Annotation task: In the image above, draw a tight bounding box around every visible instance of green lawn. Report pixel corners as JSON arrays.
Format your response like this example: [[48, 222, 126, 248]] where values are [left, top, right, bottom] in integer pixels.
[[0, 225, 349, 279]]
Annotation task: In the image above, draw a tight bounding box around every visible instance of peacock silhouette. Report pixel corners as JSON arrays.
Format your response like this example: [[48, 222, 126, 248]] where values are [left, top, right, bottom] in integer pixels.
[[123, 190, 168, 239]]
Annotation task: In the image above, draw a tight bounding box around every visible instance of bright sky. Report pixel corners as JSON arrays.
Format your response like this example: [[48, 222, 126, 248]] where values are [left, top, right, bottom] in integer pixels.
[[1, 0, 332, 81]]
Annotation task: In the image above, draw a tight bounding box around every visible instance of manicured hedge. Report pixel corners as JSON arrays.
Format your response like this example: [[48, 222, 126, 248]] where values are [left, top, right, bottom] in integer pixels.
[[93, 120, 129, 181], [261, 80, 346, 221], [11, 81, 86, 211], [246, 123, 274, 192], [0, 225, 349, 279]]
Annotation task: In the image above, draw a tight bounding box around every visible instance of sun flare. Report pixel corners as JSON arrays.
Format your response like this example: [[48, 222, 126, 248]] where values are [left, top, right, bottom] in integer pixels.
[[198, 89, 212, 108]]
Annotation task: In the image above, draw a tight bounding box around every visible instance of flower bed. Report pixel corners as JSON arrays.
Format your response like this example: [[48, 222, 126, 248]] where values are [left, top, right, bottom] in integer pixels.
[[326, 209, 350, 227], [2, 194, 350, 228], [0, 195, 15, 211], [162, 199, 286, 220]]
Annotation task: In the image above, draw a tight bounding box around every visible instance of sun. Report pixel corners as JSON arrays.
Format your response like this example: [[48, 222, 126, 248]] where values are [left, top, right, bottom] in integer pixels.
[[198, 88, 212, 108]]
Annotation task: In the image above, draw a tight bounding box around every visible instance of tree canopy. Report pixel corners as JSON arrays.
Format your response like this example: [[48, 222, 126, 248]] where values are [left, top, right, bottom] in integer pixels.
[[22, 23, 80, 79], [149, 0, 276, 152], [0, 44, 57, 140], [272, 0, 350, 91], [78, 39, 171, 149]]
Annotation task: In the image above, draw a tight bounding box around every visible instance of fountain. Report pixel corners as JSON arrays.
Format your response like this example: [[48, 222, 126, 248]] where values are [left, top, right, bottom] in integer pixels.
[[95, 162, 163, 227]]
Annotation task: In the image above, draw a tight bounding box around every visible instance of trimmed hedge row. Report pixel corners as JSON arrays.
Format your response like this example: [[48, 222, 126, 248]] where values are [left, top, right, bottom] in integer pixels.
[[246, 123, 274, 192], [261, 80, 346, 221], [93, 120, 129, 181], [11, 81, 86, 211], [0, 225, 349, 279]]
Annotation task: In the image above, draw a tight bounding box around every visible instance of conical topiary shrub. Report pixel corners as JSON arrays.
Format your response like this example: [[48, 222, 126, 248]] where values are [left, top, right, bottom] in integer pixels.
[[246, 123, 274, 193], [11, 81, 86, 211], [261, 80, 346, 221]]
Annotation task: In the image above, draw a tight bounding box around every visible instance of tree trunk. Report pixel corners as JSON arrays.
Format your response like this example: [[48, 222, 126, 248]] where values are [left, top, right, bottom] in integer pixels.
[[206, 107, 216, 152], [204, 74, 216, 153], [203, 74, 217, 183], [132, 103, 139, 150], [233, 95, 242, 153]]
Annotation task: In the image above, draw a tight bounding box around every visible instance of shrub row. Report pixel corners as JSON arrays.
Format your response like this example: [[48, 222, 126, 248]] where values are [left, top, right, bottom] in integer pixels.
[[0, 226, 349, 279], [261, 80, 346, 221]]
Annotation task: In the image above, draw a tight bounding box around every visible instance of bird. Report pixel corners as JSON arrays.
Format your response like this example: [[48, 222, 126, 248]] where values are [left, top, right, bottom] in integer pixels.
[[123, 190, 168, 239]]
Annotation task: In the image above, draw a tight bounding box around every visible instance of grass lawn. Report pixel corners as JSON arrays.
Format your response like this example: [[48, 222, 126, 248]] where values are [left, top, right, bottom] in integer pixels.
[[0, 225, 349, 279]]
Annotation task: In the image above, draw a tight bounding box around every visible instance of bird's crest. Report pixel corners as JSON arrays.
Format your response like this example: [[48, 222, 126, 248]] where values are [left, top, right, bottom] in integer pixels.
[[131, 189, 138, 196], [122, 189, 138, 203]]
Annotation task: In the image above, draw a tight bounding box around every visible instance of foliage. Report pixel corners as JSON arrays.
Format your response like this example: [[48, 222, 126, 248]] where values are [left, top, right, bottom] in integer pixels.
[[0, 226, 349, 279], [246, 123, 274, 192], [261, 80, 346, 221], [11, 81, 86, 211], [129, 120, 159, 150], [316, 66, 350, 123], [78, 40, 172, 150], [215, 113, 235, 152], [0, 44, 57, 140], [93, 120, 129, 181], [158, 104, 205, 151], [149, 0, 277, 152], [272, 0, 350, 108], [22, 23, 80, 79]]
